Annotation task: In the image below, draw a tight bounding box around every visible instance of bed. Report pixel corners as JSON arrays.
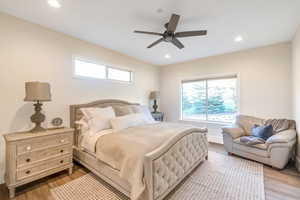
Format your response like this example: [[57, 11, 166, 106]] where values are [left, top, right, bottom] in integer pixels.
[[70, 99, 208, 200]]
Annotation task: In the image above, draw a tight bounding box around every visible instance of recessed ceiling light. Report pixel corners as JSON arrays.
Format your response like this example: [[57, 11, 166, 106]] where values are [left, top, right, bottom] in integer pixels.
[[235, 36, 243, 42], [165, 54, 171, 59], [48, 0, 61, 8]]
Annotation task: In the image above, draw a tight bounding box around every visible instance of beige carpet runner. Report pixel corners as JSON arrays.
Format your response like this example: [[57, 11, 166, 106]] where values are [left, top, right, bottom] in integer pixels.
[[51, 151, 265, 200]]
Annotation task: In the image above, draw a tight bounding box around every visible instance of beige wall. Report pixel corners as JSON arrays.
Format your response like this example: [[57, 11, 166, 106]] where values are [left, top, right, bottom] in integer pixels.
[[292, 26, 300, 171], [160, 43, 292, 140], [0, 13, 159, 183]]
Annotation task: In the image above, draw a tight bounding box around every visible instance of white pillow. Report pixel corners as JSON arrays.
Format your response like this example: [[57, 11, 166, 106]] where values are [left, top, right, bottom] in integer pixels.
[[131, 105, 155, 123], [80, 107, 116, 135], [110, 113, 149, 132]]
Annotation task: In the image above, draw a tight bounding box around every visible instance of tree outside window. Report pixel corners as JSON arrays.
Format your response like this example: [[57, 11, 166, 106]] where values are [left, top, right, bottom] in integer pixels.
[[182, 77, 237, 123]]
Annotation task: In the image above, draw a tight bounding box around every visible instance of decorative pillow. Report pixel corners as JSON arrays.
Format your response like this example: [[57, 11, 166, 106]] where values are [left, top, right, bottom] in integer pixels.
[[110, 113, 148, 132], [131, 105, 155, 123], [80, 107, 116, 135], [251, 124, 273, 140], [113, 105, 155, 123], [113, 105, 135, 116]]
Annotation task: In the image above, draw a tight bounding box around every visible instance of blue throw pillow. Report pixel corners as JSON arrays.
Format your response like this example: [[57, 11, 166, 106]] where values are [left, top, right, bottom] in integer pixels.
[[251, 124, 273, 140]]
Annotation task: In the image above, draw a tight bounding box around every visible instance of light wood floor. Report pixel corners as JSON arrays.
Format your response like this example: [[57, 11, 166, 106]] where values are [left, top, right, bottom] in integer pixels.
[[1, 143, 299, 200]]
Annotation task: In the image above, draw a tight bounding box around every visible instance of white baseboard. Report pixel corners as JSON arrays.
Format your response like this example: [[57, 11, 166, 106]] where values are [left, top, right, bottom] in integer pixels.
[[296, 156, 300, 172]]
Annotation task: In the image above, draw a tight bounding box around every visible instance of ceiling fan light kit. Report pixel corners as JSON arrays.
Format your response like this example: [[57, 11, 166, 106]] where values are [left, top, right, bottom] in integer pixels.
[[134, 13, 207, 49]]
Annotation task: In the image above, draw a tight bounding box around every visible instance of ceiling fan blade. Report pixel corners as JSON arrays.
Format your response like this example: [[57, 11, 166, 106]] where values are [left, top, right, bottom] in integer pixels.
[[175, 30, 207, 38], [134, 31, 163, 36], [167, 14, 180, 32], [147, 38, 164, 48], [171, 37, 184, 49]]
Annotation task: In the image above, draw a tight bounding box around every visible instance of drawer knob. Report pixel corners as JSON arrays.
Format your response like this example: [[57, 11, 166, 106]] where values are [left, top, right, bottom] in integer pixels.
[[60, 150, 64, 153], [26, 146, 31, 151], [26, 158, 31, 162], [60, 139, 65, 143], [26, 170, 31, 174], [60, 160, 64, 164]]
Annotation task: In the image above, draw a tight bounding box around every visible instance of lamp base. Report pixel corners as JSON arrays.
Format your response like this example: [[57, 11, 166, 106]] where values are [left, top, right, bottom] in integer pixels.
[[30, 101, 46, 133], [153, 99, 158, 113], [30, 125, 46, 133]]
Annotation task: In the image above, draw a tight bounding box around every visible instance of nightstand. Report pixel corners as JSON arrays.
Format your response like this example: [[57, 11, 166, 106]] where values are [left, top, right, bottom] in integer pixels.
[[151, 112, 164, 121], [4, 128, 74, 198]]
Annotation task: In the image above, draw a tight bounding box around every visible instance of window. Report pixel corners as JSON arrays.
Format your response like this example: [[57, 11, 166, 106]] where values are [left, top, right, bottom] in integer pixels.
[[108, 68, 131, 82], [74, 59, 106, 79], [181, 76, 238, 123], [74, 58, 132, 83]]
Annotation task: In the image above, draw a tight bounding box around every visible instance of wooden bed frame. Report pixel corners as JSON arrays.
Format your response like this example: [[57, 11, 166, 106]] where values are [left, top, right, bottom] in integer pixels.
[[70, 99, 208, 200]]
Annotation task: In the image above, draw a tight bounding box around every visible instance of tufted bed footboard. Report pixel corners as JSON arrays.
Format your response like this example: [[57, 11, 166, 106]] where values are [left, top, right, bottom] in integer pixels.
[[144, 131, 208, 200]]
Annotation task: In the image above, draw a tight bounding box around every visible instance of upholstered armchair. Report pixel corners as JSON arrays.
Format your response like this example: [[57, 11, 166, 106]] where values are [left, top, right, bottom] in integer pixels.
[[222, 115, 297, 169]]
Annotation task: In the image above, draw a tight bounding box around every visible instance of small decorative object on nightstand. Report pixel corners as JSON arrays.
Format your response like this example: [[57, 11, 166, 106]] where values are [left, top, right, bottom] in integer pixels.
[[51, 117, 64, 128], [152, 112, 164, 122], [24, 82, 51, 133], [4, 128, 74, 198]]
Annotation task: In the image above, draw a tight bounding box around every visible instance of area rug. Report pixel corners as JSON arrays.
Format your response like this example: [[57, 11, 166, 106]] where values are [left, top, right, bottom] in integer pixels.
[[51, 151, 265, 200]]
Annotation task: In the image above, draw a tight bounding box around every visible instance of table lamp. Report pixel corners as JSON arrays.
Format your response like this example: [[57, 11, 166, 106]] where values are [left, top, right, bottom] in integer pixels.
[[24, 82, 51, 133], [149, 91, 160, 113]]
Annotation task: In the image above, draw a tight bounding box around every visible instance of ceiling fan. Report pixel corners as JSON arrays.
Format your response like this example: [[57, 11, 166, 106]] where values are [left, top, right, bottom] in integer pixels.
[[134, 13, 207, 49]]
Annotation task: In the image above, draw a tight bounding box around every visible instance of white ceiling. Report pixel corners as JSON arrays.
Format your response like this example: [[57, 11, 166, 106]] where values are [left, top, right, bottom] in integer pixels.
[[1, 0, 300, 65]]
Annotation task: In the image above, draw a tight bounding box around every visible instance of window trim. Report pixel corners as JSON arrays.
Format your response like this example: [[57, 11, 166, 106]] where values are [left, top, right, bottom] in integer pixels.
[[72, 56, 134, 84], [179, 73, 240, 124]]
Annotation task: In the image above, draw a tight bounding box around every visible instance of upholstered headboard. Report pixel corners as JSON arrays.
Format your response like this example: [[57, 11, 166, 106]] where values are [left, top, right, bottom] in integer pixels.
[[70, 99, 139, 146]]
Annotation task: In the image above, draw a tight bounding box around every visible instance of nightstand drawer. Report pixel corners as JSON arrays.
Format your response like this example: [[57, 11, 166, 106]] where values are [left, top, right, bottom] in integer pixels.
[[17, 133, 72, 155], [17, 155, 72, 181], [17, 144, 72, 168]]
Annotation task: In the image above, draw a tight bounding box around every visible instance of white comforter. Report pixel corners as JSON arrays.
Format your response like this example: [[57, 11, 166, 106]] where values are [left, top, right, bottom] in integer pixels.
[[94, 122, 207, 200]]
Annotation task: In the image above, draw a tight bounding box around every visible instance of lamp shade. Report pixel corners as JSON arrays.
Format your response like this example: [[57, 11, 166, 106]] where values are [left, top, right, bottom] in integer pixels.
[[24, 82, 51, 102], [149, 91, 160, 99]]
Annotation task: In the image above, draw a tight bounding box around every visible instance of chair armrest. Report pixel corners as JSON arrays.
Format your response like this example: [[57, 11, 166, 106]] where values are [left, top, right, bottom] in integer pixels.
[[222, 126, 245, 139], [266, 129, 297, 145]]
